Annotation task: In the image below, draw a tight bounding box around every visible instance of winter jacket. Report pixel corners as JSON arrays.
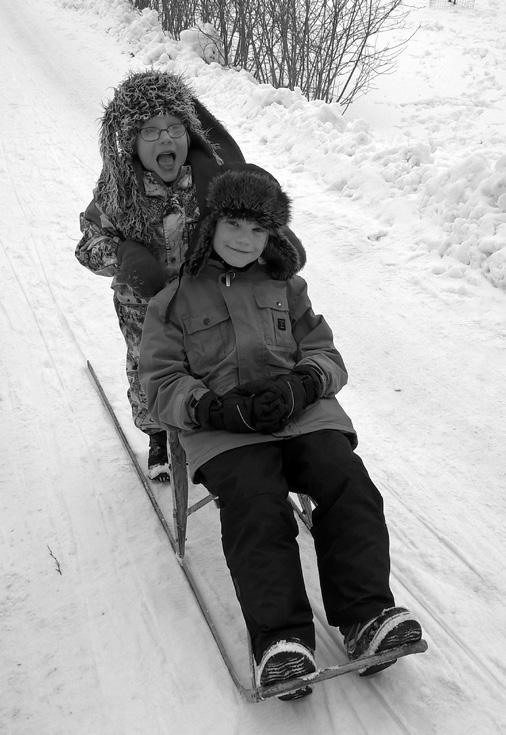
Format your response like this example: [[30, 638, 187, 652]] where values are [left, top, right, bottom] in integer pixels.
[[139, 259, 356, 478], [76, 163, 202, 306]]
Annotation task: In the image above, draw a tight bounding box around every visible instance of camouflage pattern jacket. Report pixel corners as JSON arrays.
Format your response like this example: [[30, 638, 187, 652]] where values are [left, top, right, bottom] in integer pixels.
[[75, 166, 199, 306]]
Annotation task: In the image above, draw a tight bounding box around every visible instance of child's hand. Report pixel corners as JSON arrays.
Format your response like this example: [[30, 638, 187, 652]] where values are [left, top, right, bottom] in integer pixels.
[[239, 367, 322, 428], [236, 380, 291, 433], [117, 240, 168, 299], [195, 389, 257, 433]]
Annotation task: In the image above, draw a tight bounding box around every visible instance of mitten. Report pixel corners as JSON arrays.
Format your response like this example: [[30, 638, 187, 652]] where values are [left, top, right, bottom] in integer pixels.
[[291, 365, 323, 406], [240, 366, 322, 427], [234, 379, 291, 433], [274, 366, 322, 421], [196, 390, 256, 433], [117, 240, 167, 299]]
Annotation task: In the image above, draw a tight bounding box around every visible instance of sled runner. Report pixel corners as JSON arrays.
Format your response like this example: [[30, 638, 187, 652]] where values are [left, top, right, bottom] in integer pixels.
[[87, 360, 428, 702]]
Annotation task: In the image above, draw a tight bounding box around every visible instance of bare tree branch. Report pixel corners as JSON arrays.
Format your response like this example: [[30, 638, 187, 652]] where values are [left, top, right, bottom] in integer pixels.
[[130, 0, 415, 109]]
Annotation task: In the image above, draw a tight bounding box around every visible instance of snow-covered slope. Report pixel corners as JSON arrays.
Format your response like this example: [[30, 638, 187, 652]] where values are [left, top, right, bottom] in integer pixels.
[[1, 0, 505, 733]]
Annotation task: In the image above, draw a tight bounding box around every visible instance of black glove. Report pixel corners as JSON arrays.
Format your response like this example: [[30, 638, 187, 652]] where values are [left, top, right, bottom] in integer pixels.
[[233, 380, 291, 433], [195, 389, 256, 433], [117, 240, 167, 299], [239, 366, 322, 428], [290, 365, 323, 405]]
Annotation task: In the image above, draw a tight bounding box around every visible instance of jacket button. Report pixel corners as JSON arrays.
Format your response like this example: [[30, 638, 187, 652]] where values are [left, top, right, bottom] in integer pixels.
[[276, 301, 282, 307], [203, 317, 210, 325]]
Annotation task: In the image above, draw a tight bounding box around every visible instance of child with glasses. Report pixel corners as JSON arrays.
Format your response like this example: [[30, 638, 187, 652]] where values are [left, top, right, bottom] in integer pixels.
[[76, 70, 247, 480], [139, 163, 423, 700]]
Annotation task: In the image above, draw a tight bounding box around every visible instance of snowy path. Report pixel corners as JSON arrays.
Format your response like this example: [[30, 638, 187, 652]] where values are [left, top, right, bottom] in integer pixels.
[[1, 1, 505, 733]]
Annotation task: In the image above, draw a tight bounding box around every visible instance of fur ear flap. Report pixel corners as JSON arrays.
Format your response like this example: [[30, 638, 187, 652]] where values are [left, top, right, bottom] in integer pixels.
[[278, 225, 306, 271], [261, 230, 303, 280], [97, 105, 120, 207], [96, 124, 151, 240], [97, 119, 137, 234]]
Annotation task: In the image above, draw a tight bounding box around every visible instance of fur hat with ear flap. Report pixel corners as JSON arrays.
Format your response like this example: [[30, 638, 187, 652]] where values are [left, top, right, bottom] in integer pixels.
[[186, 163, 306, 279], [95, 70, 219, 242]]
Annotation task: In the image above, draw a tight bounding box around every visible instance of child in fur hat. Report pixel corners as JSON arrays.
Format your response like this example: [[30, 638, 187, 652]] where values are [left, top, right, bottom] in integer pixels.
[[76, 70, 247, 481], [139, 163, 423, 699]]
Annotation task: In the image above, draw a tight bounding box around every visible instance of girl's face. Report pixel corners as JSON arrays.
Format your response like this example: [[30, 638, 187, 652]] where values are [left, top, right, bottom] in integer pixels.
[[135, 114, 189, 183], [213, 217, 269, 268]]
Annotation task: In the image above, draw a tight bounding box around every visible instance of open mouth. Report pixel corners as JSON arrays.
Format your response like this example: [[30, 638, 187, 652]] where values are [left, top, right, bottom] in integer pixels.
[[157, 152, 176, 167]]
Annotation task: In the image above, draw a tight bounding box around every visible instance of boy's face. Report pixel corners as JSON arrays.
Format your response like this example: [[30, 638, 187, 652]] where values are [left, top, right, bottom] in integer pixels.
[[213, 218, 269, 268], [135, 114, 189, 182]]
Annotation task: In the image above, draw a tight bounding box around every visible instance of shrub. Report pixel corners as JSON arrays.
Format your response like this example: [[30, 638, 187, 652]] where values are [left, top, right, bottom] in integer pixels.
[[131, 0, 413, 110]]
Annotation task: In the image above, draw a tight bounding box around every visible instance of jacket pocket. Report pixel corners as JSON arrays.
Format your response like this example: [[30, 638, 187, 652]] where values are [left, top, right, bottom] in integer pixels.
[[182, 307, 234, 376], [254, 291, 297, 353]]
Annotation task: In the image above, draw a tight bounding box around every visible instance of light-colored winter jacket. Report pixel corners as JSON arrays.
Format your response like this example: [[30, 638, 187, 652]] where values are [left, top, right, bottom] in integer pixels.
[[139, 259, 356, 478]]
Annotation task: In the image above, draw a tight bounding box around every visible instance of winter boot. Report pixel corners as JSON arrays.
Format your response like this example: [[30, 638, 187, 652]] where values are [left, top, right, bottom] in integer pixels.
[[148, 431, 170, 482], [256, 639, 316, 701], [343, 606, 422, 677]]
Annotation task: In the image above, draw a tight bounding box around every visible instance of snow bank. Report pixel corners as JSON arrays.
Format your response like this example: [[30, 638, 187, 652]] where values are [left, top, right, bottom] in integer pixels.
[[58, 0, 506, 290]]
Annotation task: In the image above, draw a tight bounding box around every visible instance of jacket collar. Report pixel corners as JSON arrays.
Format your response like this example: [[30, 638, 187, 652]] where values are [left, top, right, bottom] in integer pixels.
[[195, 258, 267, 282], [132, 157, 194, 198]]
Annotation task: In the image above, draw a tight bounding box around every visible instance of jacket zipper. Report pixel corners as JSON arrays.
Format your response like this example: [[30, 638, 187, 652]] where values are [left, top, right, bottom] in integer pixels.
[[225, 271, 236, 287]]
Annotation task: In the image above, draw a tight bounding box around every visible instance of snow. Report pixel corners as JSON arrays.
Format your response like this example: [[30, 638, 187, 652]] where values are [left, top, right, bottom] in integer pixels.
[[0, 0, 505, 732]]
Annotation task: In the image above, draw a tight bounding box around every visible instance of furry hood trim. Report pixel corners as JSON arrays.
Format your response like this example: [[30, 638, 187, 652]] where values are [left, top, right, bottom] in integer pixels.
[[95, 70, 218, 241], [186, 164, 304, 280]]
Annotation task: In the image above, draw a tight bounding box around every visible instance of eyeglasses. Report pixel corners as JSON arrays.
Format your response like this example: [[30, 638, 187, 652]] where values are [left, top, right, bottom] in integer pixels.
[[138, 123, 186, 142]]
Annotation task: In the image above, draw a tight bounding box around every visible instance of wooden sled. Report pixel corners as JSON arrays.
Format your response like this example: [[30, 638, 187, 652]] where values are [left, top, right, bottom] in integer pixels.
[[88, 360, 428, 702]]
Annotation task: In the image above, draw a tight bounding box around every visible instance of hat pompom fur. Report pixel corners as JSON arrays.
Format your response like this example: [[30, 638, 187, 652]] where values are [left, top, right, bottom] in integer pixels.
[[186, 164, 302, 279]]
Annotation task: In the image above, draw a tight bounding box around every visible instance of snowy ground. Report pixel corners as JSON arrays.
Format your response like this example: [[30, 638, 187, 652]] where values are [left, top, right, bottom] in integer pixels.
[[1, 0, 505, 733]]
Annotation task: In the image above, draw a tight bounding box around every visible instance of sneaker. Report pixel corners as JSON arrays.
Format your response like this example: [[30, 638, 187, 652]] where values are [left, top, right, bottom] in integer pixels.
[[148, 431, 170, 483], [257, 639, 316, 701], [344, 606, 422, 677]]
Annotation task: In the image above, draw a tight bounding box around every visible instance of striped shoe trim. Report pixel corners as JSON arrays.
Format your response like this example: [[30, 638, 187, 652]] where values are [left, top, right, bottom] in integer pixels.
[[366, 611, 422, 657], [257, 640, 316, 700], [356, 610, 422, 676], [147, 461, 171, 480]]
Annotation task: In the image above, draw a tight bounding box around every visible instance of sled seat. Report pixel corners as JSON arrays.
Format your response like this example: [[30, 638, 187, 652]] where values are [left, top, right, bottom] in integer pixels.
[[168, 430, 313, 558]]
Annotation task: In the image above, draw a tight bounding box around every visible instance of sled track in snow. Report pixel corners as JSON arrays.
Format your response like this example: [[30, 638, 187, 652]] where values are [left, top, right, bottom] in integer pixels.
[[382, 470, 491, 583], [0, 237, 72, 395], [377, 476, 505, 691], [392, 568, 505, 693]]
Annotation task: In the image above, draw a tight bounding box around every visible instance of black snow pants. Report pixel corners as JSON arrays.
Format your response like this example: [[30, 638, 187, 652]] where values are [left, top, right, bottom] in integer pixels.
[[198, 429, 395, 663]]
